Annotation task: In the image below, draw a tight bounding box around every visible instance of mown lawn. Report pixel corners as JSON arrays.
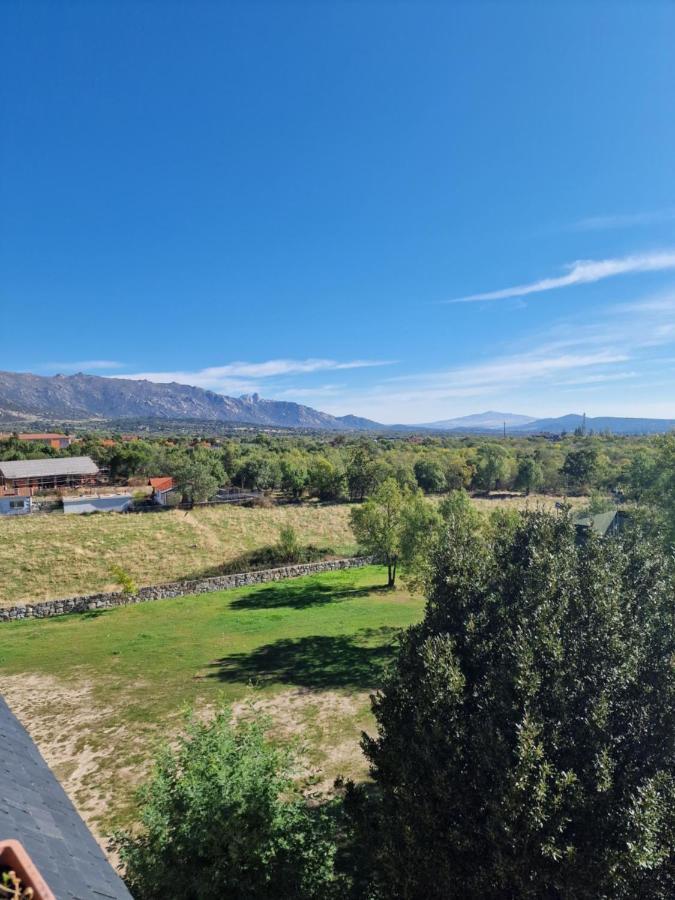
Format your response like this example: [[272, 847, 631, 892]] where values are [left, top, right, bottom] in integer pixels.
[[0, 566, 424, 842], [0, 502, 357, 606]]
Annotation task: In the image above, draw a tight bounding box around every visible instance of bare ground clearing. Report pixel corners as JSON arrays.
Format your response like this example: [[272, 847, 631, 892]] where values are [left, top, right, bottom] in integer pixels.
[[1, 673, 374, 854]]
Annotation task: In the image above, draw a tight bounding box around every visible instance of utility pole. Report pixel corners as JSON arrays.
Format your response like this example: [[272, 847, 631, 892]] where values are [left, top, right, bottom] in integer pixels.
[[503, 421, 506, 439], [582, 411, 586, 436]]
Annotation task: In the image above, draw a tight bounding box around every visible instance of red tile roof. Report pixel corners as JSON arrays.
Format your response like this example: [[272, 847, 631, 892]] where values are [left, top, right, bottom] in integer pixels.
[[18, 433, 69, 440], [149, 477, 174, 492]]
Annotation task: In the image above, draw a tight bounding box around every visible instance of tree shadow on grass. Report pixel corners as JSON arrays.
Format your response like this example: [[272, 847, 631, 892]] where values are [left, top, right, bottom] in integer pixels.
[[230, 580, 390, 611], [78, 610, 110, 620], [202, 627, 401, 690]]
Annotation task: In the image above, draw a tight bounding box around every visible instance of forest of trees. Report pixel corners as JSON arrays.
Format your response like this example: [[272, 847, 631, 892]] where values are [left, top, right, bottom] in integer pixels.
[[1, 430, 672, 499], [2, 429, 673, 538]]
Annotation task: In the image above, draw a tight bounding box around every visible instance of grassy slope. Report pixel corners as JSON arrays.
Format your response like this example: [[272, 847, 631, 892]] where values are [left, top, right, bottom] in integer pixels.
[[0, 566, 424, 836], [0, 502, 356, 606], [0, 493, 578, 607]]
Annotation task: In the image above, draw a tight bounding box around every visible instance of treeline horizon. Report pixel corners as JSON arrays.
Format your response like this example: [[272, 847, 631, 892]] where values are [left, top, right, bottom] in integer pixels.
[[0, 429, 671, 501]]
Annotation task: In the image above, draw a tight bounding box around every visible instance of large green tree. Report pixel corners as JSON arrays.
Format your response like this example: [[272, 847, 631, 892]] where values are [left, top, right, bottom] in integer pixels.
[[169, 452, 224, 503], [346, 444, 380, 501], [514, 456, 543, 495], [348, 511, 675, 899], [650, 435, 675, 546], [413, 458, 447, 494], [561, 444, 598, 493], [350, 478, 435, 587], [474, 443, 511, 492]]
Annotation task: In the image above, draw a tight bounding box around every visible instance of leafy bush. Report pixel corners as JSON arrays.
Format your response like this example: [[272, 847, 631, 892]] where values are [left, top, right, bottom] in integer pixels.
[[277, 525, 301, 561], [348, 511, 675, 898], [111, 708, 341, 900], [109, 564, 138, 595], [218, 541, 334, 575]]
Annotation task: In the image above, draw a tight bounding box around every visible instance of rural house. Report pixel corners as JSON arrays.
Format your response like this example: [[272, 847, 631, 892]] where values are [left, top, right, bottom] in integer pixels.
[[17, 432, 75, 449], [0, 456, 99, 495], [149, 476, 179, 505], [0, 432, 76, 449]]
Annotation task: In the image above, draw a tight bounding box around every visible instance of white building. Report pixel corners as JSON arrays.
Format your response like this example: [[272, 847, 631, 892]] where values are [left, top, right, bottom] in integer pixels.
[[62, 494, 133, 515]]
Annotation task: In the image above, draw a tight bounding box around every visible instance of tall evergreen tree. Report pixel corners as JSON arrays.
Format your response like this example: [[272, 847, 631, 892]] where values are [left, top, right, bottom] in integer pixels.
[[348, 511, 675, 899]]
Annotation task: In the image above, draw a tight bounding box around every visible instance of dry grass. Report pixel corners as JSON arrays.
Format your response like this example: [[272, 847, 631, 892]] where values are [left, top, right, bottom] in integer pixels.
[[468, 492, 587, 514], [0, 492, 587, 607], [0, 503, 356, 607]]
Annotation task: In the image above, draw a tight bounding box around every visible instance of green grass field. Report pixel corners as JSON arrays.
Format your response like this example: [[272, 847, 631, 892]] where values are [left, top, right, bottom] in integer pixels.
[[0, 566, 424, 843]]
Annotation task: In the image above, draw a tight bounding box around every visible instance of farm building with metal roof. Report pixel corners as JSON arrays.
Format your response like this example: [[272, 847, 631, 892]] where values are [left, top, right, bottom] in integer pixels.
[[0, 456, 99, 494]]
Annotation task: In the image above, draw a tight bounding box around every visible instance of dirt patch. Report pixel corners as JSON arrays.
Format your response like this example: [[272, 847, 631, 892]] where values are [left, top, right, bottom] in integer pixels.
[[1, 675, 374, 868], [1, 673, 149, 847], [232, 687, 372, 793]]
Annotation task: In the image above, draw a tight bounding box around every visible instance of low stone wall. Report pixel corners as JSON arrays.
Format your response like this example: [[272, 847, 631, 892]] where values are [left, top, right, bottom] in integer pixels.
[[0, 557, 374, 622]]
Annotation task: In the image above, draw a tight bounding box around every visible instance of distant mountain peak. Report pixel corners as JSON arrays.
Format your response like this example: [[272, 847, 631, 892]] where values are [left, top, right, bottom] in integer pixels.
[[424, 410, 536, 430]]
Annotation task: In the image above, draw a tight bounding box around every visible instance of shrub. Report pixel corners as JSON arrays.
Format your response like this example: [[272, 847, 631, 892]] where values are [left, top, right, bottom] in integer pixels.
[[111, 708, 341, 900], [109, 564, 138, 595], [277, 525, 301, 562]]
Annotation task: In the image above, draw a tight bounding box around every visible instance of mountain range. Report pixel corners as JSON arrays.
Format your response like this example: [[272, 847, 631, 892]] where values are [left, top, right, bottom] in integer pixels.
[[0, 371, 380, 431], [0, 371, 673, 435]]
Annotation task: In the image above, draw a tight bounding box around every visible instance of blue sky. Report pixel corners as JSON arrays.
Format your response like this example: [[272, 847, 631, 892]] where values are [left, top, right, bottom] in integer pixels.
[[2, 1, 674, 424]]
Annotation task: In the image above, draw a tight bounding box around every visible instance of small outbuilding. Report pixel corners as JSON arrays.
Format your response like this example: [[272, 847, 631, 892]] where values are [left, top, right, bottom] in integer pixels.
[[0, 495, 32, 516], [62, 494, 133, 515], [149, 476, 179, 506], [574, 509, 629, 540]]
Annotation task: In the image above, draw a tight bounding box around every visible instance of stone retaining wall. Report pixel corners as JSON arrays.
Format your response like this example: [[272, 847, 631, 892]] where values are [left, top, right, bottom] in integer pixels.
[[0, 557, 374, 622]]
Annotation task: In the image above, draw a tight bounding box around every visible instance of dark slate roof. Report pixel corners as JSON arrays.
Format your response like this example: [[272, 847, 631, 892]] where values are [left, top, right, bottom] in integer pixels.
[[573, 509, 622, 537], [0, 695, 133, 900], [0, 457, 99, 480]]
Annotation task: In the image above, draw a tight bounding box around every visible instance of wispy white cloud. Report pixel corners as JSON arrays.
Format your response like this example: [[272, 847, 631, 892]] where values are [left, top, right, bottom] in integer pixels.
[[553, 371, 637, 387], [383, 350, 629, 394], [123, 358, 394, 394], [319, 289, 675, 422], [573, 208, 675, 231], [315, 348, 632, 423], [447, 250, 675, 303]]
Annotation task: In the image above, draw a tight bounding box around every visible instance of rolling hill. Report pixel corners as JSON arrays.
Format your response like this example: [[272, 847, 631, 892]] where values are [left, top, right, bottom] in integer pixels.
[[424, 411, 536, 430]]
